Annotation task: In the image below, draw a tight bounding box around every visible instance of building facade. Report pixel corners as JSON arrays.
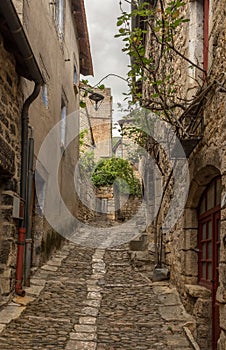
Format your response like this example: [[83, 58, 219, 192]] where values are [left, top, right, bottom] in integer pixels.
[[0, 0, 92, 302], [133, 0, 226, 349]]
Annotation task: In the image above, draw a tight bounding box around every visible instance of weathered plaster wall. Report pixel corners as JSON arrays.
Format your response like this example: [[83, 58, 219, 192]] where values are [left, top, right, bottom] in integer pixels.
[[19, 0, 81, 266]]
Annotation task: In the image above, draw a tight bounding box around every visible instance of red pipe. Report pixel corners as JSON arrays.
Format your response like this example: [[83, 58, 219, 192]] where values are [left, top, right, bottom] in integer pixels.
[[15, 227, 26, 296]]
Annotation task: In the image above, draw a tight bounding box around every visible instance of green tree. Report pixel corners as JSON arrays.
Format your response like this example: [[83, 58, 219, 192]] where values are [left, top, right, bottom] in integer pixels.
[[91, 157, 142, 197]]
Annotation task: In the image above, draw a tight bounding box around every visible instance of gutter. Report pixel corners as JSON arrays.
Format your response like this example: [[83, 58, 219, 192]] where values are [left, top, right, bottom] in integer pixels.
[[0, 0, 44, 296], [0, 1, 44, 84], [24, 127, 34, 286]]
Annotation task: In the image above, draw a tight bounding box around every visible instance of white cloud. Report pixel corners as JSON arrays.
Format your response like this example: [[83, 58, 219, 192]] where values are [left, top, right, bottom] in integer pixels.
[[83, 0, 131, 123]]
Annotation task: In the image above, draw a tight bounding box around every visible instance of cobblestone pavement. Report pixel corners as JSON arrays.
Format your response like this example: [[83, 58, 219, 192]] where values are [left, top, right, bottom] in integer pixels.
[[0, 240, 196, 350]]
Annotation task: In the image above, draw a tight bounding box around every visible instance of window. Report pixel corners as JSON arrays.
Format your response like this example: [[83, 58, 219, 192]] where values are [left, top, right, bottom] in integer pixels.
[[73, 65, 78, 85], [35, 172, 46, 216], [41, 84, 48, 108], [188, 0, 210, 80], [54, 0, 65, 41], [60, 101, 67, 148], [73, 65, 79, 94]]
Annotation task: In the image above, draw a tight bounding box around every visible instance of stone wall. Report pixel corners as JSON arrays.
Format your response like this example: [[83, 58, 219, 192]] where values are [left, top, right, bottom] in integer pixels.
[[143, 0, 226, 348], [76, 170, 98, 223], [0, 34, 23, 302]]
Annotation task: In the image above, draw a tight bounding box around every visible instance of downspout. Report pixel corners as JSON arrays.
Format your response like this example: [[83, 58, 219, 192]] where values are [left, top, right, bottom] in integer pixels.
[[24, 126, 34, 287], [16, 84, 41, 296]]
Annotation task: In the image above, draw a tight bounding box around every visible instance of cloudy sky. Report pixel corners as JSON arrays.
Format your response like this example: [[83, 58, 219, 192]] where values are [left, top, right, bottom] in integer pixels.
[[83, 0, 131, 131]]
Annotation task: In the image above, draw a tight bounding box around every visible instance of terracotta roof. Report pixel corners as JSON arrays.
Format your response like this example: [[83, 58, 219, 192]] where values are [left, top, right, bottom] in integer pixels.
[[71, 0, 93, 76]]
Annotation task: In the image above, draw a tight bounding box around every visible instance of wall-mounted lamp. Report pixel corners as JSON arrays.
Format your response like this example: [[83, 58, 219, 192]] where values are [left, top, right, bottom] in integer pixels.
[[80, 86, 104, 111], [88, 92, 104, 111]]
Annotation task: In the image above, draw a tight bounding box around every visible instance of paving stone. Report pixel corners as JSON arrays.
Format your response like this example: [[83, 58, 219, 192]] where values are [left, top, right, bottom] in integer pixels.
[[83, 300, 101, 308], [74, 324, 97, 333], [70, 332, 97, 341], [65, 341, 96, 350], [12, 296, 35, 306], [24, 284, 45, 296], [41, 264, 58, 272], [87, 292, 102, 300], [46, 260, 63, 266], [90, 273, 104, 280], [0, 306, 26, 324], [87, 285, 102, 292], [0, 325, 6, 333], [79, 317, 97, 325], [29, 278, 46, 286], [82, 307, 99, 317]]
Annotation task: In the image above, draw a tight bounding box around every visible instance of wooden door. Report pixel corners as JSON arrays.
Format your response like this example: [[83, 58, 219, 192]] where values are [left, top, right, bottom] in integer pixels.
[[198, 177, 221, 349]]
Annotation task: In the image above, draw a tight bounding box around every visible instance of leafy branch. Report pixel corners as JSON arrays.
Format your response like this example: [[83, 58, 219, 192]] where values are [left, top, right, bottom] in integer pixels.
[[115, 0, 207, 137]]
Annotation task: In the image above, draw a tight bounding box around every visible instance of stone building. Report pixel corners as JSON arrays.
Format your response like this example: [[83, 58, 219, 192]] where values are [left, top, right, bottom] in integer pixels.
[[80, 86, 113, 160], [78, 86, 113, 221], [0, 0, 92, 302], [132, 0, 226, 349]]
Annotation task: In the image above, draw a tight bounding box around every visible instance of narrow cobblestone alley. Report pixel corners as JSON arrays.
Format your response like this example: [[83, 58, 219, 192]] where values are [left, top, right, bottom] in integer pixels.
[[0, 235, 197, 350]]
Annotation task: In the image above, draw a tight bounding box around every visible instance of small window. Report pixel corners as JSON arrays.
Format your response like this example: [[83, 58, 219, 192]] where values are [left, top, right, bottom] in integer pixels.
[[188, 1, 204, 79], [73, 65, 78, 85], [42, 84, 48, 108], [35, 172, 46, 216], [188, 0, 210, 79], [60, 102, 67, 148], [55, 0, 64, 41]]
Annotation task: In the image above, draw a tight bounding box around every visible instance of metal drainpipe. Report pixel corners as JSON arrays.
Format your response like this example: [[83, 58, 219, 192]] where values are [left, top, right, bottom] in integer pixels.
[[15, 84, 41, 296], [24, 126, 34, 287]]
